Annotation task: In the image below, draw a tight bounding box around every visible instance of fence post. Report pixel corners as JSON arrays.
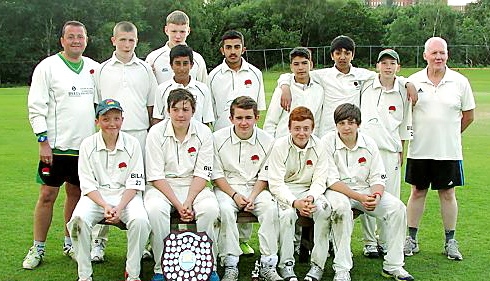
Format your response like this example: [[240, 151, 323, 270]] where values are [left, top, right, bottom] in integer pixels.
[[263, 50, 267, 71], [281, 48, 285, 70]]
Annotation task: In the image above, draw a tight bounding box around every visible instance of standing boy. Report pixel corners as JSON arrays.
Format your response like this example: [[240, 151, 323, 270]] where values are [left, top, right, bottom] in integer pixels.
[[146, 10, 207, 84], [24, 20, 98, 269], [144, 89, 220, 281], [358, 49, 413, 257], [68, 99, 150, 281], [322, 103, 414, 281], [213, 96, 282, 281]]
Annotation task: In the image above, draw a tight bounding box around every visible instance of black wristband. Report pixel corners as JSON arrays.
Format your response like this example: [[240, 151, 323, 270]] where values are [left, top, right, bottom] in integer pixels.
[[231, 192, 237, 200]]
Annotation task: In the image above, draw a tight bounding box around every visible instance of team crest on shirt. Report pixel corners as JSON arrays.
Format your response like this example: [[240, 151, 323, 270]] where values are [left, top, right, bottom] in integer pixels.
[[358, 157, 367, 166], [89, 69, 94, 74], [306, 159, 313, 168], [118, 162, 127, 170], [188, 147, 197, 157], [251, 155, 259, 164], [244, 79, 252, 88], [388, 105, 396, 113]]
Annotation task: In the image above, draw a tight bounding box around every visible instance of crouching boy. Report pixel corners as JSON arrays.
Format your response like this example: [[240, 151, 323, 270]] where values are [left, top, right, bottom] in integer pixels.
[[68, 99, 151, 281]]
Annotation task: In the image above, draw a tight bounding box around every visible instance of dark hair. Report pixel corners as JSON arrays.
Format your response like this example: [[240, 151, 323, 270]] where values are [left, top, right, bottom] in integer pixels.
[[330, 35, 355, 55], [221, 30, 245, 47], [334, 103, 361, 125], [290, 47, 311, 61], [61, 21, 87, 37], [167, 88, 196, 113], [170, 44, 194, 65], [230, 96, 258, 117], [289, 106, 315, 129]]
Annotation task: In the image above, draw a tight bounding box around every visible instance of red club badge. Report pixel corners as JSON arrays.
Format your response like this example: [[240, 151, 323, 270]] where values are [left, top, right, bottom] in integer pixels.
[[89, 69, 95, 74], [188, 147, 197, 157], [388, 105, 396, 112], [306, 159, 313, 167], [251, 155, 259, 164], [244, 79, 252, 88], [118, 162, 127, 169], [358, 157, 366, 165]]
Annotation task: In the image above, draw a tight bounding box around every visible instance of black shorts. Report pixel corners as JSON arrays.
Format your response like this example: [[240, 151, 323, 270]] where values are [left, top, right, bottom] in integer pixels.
[[36, 154, 80, 187], [405, 158, 464, 190]]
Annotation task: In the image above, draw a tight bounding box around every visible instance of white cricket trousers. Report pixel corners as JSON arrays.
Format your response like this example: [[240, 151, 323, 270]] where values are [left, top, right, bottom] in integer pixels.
[[351, 189, 407, 271], [361, 150, 402, 248], [67, 193, 150, 280], [277, 187, 353, 273], [144, 185, 220, 274], [215, 186, 279, 262]]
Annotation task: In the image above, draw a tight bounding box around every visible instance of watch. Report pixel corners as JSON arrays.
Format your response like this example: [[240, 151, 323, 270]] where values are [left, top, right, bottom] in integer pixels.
[[37, 135, 48, 142]]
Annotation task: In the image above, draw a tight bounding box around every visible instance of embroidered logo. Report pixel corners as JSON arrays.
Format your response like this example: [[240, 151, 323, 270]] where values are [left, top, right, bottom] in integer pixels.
[[41, 167, 50, 176], [188, 147, 197, 157], [388, 105, 396, 113], [251, 155, 259, 164], [306, 159, 313, 167], [244, 79, 252, 88], [118, 162, 127, 170], [358, 157, 366, 165]]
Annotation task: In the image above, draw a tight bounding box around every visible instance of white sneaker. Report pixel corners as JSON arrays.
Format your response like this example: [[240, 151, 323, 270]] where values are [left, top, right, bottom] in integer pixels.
[[304, 263, 324, 281], [278, 261, 297, 281], [22, 246, 44, 269], [91, 239, 106, 263], [382, 267, 414, 280], [444, 239, 463, 261], [363, 244, 380, 258], [63, 243, 76, 261], [260, 264, 284, 281], [221, 266, 239, 281], [333, 271, 351, 281]]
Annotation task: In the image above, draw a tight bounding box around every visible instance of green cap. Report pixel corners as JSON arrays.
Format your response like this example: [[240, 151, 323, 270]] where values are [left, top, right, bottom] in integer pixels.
[[96, 99, 123, 117], [377, 49, 399, 63]]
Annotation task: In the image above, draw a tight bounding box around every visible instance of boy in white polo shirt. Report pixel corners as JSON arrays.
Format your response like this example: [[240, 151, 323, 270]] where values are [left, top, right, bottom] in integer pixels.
[[264, 47, 324, 138], [146, 10, 207, 84], [144, 89, 220, 281], [152, 44, 214, 125], [213, 96, 282, 281], [321, 103, 413, 281], [91, 21, 158, 262], [358, 49, 413, 257], [67, 99, 150, 281], [268, 106, 353, 281]]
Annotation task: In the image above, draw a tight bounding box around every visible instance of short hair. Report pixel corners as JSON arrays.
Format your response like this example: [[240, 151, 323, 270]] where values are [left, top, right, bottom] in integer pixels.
[[221, 30, 245, 47], [230, 96, 258, 117], [113, 21, 137, 37], [334, 103, 361, 125], [167, 88, 196, 113], [61, 21, 87, 37], [424, 37, 448, 53], [170, 45, 194, 65], [288, 106, 315, 129], [290, 47, 311, 61], [166, 10, 189, 25], [330, 35, 355, 54]]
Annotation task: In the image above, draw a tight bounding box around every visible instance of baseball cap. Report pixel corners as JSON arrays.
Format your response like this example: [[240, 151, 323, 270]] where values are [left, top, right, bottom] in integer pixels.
[[96, 99, 123, 117], [377, 49, 399, 63]]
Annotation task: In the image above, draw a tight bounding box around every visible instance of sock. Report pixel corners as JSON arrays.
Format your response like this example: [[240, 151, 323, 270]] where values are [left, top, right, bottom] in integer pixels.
[[33, 240, 45, 253], [224, 255, 239, 267], [445, 230, 455, 243], [260, 254, 278, 267], [408, 227, 418, 240], [64, 236, 72, 246]]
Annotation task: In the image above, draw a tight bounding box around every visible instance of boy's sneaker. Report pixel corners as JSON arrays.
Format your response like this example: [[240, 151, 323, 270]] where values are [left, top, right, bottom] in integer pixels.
[[91, 239, 105, 263], [222, 266, 239, 281], [444, 239, 463, 261], [208, 271, 220, 281], [260, 264, 284, 281], [363, 244, 380, 258], [304, 263, 323, 281], [240, 241, 255, 256], [279, 261, 298, 281], [151, 273, 165, 281], [333, 271, 351, 281], [78, 278, 93, 281], [381, 267, 414, 281], [403, 236, 419, 256], [63, 243, 76, 261], [22, 246, 44, 269]]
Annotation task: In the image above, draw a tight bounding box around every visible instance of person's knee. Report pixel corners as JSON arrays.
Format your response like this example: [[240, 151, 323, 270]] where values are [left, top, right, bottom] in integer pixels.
[[38, 186, 58, 205], [438, 188, 456, 202], [410, 187, 428, 199]]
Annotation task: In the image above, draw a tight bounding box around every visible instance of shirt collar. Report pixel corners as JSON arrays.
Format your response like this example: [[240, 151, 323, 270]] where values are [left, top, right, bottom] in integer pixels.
[[109, 52, 138, 66], [291, 76, 313, 88], [334, 131, 368, 151], [171, 76, 197, 89], [331, 64, 355, 77], [163, 119, 197, 141], [220, 58, 250, 73], [230, 126, 257, 145], [372, 75, 401, 93], [95, 131, 125, 151], [288, 135, 316, 152]]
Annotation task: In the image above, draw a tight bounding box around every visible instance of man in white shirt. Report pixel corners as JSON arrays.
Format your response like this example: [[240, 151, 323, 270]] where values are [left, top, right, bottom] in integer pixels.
[[145, 10, 207, 84]]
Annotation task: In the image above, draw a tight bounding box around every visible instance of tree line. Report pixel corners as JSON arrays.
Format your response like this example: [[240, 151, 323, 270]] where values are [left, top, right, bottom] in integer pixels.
[[1, 0, 489, 85]]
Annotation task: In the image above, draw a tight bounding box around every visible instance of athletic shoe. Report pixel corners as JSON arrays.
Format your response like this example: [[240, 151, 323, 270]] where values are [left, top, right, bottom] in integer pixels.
[[151, 273, 165, 281], [444, 239, 463, 261], [378, 244, 388, 256], [91, 239, 105, 263], [239, 241, 255, 256], [279, 261, 297, 281], [260, 265, 284, 281], [221, 266, 239, 281], [124, 271, 142, 281], [63, 243, 76, 261], [333, 271, 351, 281], [22, 246, 44, 269], [304, 263, 323, 281], [78, 278, 93, 281], [381, 267, 414, 281], [208, 271, 220, 281], [363, 244, 380, 258], [403, 236, 419, 256], [142, 242, 153, 260]]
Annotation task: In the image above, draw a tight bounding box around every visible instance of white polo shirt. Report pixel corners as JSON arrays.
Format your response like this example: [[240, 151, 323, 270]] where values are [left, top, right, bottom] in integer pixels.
[[153, 77, 215, 124], [145, 42, 208, 84], [267, 135, 327, 207], [95, 52, 158, 131], [264, 76, 324, 138], [212, 126, 273, 186], [408, 67, 475, 160], [322, 131, 386, 191], [78, 131, 145, 201], [145, 119, 213, 187], [208, 58, 266, 130], [360, 76, 412, 153], [28, 53, 99, 151]]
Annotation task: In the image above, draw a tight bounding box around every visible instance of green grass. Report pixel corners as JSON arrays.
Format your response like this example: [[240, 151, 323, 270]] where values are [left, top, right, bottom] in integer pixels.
[[1, 68, 489, 281]]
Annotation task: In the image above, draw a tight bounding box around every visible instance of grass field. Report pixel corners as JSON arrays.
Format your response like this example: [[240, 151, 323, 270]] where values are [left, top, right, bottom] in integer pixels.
[[0, 68, 489, 281]]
